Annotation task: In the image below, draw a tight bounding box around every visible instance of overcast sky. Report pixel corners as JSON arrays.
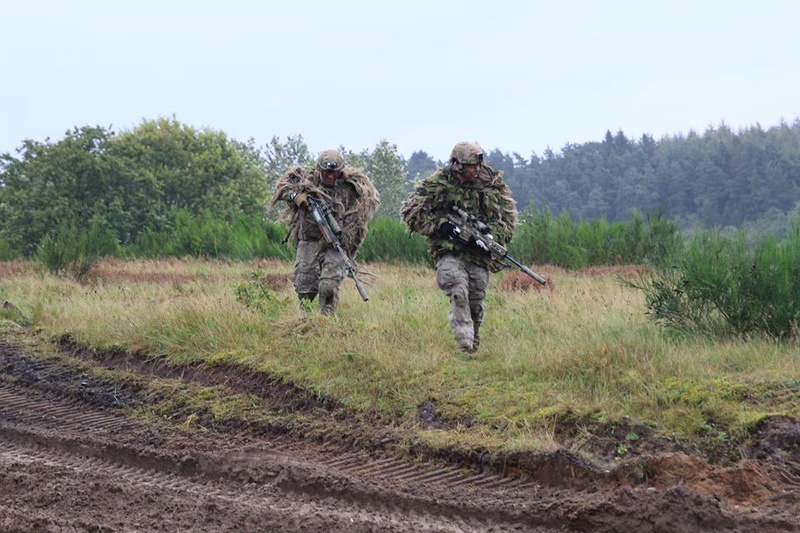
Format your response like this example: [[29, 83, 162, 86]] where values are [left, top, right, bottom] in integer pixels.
[[3, 0, 799, 162]]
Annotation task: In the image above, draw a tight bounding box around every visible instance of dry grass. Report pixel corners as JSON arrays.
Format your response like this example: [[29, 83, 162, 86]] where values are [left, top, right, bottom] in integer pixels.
[[0, 261, 34, 278], [2, 257, 799, 455]]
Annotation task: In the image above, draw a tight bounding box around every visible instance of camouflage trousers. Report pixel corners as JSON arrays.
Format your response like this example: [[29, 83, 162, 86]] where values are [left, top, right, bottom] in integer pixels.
[[435, 253, 488, 352], [293, 239, 347, 314]]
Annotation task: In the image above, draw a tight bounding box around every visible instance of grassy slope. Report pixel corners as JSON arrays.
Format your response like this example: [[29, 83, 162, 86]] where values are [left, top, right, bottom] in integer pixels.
[[2, 258, 799, 461]]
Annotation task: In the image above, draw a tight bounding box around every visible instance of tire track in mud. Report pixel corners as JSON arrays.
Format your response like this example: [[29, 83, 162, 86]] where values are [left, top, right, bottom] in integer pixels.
[[0, 437, 477, 533], [317, 450, 539, 492], [48, 335, 606, 491], [0, 381, 527, 495], [8, 336, 795, 532], [0, 358, 551, 497], [0, 380, 561, 533]]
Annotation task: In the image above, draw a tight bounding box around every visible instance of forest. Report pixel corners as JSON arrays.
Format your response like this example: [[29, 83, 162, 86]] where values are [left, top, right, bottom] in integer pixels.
[[412, 119, 800, 235]]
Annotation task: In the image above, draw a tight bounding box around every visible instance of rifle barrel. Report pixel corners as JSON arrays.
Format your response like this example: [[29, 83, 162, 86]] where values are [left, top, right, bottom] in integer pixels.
[[505, 255, 548, 285], [335, 243, 369, 301], [352, 275, 369, 301]]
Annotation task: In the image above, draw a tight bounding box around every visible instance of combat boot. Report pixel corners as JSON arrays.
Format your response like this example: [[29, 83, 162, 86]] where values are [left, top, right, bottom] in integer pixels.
[[319, 292, 338, 315], [298, 292, 315, 312], [469, 302, 484, 352], [457, 337, 476, 353]]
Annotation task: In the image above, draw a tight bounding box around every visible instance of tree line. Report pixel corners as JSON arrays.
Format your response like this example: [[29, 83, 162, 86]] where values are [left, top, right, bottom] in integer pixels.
[[2, 116, 799, 263], [484, 120, 800, 236]]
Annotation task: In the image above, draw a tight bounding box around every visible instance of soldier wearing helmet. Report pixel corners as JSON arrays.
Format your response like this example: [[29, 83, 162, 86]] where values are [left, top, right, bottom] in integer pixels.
[[269, 149, 380, 314], [449, 141, 484, 176], [400, 141, 518, 354], [316, 149, 346, 186]]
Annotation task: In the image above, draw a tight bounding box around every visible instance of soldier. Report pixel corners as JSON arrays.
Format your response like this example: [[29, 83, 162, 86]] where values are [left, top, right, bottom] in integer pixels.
[[270, 149, 380, 314], [400, 141, 517, 354]]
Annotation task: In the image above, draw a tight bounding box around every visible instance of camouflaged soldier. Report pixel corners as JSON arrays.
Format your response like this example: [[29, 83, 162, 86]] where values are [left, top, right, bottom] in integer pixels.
[[400, 141, 517, 353], [270, 149, 380, 314]]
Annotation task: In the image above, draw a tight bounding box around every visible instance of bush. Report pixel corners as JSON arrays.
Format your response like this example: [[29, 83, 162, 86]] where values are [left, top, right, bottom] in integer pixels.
[[121, 210, 293, 261], [0, 234, 20, 261], [629, 227, 800, 340], [359, 217, 428, 264], [512, 206, 683, 269], [35, 219, 119, 281]]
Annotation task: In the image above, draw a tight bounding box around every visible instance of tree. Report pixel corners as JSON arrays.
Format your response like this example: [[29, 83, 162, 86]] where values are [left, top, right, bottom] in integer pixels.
[[109, 117, 268, 221], [262, 134, 314, 192], [346, 140, 407, 219], [0, 118, 271, 256], [0, 125, 122, 255], [405, 150, 438, 183]]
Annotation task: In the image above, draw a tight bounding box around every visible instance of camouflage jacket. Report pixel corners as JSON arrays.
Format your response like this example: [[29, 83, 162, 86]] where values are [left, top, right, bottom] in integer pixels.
[[269, 165, 380, 257], [400, 164, 517, 271]]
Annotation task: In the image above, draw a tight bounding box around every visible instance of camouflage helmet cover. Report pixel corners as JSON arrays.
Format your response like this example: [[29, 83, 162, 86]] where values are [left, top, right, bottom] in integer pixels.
[[317, 149, 346, 171], [449, 141, 484, 166]]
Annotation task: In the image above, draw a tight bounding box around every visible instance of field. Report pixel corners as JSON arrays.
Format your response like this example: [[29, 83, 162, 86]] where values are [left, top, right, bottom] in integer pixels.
[[1, 258, 800, 531]]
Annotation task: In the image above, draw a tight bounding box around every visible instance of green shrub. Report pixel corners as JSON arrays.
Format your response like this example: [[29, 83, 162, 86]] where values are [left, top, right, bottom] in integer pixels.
[[0, 234, 20, 261], [512, 206, 683, 269], [121, 211, 292, 260], [234, 270, 293, 316], [35, 218, 119, 281], [123, 228, 173, 258], [359, 217, 428, 264], [630, 227, 800, 340]]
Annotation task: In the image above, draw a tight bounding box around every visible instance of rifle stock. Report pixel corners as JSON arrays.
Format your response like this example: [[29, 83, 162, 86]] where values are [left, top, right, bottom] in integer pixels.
[[447, 206, 547, 285]]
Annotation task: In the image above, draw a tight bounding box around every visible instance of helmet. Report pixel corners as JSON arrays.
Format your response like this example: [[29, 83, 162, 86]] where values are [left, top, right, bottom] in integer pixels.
[[449, 141, 484, 166], [317, 149, 345, 172]]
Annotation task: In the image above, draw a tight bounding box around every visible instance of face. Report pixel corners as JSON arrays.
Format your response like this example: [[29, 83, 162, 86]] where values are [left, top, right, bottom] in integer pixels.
[[321, 169, 340, 186], [458, 163, 480, 184]]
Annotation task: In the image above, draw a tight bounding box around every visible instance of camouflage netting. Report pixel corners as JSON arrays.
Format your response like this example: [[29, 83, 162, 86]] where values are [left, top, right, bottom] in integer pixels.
[[269, 165, 380, 257], [400, 164, 517, 271]]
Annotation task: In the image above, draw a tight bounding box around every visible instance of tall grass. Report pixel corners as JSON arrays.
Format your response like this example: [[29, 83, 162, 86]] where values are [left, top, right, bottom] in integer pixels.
[[2, 258, 799, 456], [631, 226, 800, 340]]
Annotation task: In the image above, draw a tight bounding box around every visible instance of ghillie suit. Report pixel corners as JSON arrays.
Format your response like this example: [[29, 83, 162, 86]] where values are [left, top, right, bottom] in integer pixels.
[[270, 153, 379, 314], [400, 142, 517, 352], [400, 166, 517, 271]]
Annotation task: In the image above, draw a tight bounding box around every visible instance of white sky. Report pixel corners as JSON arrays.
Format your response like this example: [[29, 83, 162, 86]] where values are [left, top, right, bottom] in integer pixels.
[[3, 0, 799, 162]]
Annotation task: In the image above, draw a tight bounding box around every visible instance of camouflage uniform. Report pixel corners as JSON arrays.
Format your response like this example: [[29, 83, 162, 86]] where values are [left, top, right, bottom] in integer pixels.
[[400, 142, 517, 352], [270, 150, 380, 314]]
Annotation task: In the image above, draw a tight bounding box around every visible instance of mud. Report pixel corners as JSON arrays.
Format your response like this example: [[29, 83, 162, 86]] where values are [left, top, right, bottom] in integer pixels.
[[2, 333, 800, 532]]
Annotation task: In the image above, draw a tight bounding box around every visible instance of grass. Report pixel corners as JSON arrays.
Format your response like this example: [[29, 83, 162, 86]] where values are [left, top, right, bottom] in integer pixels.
[[1, 258, 799, 458]]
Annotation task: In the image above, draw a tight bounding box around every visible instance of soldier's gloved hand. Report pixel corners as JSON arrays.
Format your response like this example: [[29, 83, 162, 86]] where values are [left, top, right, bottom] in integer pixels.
[[291, 192, 308, 206], [437, 221, 460, 239]]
